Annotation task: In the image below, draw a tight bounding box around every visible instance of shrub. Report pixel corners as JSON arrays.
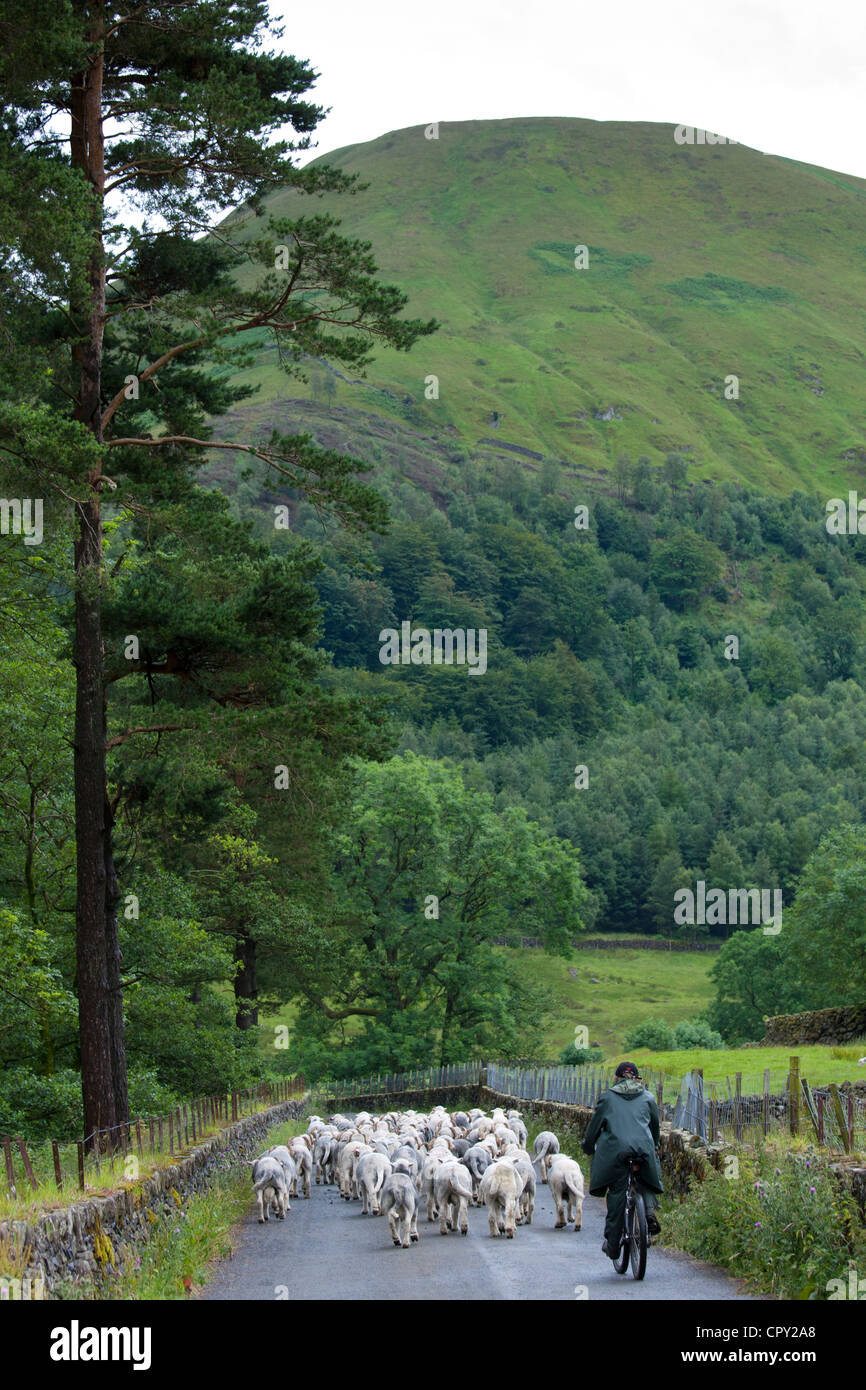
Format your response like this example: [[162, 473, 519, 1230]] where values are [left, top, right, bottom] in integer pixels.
[[625, 1016, 724, 1051], [671, 1018, 725, 1050], [624, 1018, 676, 1050], [558, 1043, 605, 1066]]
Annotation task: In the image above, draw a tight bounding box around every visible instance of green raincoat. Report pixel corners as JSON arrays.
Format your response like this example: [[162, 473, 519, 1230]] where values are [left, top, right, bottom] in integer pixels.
[[581, 1078, 663, 1196]]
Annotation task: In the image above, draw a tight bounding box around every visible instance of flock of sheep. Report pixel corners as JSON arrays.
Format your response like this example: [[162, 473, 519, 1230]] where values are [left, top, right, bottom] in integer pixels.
[[250, 1105, 585, 1247]]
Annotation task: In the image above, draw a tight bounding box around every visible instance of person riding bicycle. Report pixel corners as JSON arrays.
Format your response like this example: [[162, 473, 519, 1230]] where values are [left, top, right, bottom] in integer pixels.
[[581, 1061, 663, 1258]]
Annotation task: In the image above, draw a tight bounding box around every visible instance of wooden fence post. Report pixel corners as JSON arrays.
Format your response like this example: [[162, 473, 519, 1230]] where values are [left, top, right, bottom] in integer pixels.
[[168, 1110, 174, 1155], [16, 1138, 38, 1191], [817, 1092, 824, 1146], [52, 1140, 63, 1191], [735, 1073, 742, 1142], [827, 1083, 849, 1152], [847, 1094, 855, 1153], [77, 1141, 85, 1191], [763, 1069, 770, 1137], [789, 1056, 800, 1135], [3, 1135, 16, 1195], [801, 1078, 819, 1139]]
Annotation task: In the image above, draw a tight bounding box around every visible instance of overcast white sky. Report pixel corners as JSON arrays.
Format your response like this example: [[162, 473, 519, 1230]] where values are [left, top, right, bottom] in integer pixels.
[[271, 0, 866, 178]]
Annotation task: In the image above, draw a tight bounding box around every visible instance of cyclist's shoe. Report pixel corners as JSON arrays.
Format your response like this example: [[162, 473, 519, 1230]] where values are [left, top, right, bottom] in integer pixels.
[[601, 1238, 621, 1259], [647, 1213, 661, 1235]]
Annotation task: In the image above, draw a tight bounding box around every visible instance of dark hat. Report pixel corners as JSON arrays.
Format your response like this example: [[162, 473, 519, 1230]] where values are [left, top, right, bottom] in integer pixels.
[[615, 1061, 640, 1078]]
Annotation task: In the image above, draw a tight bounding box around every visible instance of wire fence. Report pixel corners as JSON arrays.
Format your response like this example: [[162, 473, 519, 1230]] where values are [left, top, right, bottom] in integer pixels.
[[1, 1076, 305, 1202]]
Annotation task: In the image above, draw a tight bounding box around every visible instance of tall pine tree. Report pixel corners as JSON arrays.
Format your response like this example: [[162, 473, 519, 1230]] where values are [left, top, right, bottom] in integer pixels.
[[0, 0, 435, 1144]]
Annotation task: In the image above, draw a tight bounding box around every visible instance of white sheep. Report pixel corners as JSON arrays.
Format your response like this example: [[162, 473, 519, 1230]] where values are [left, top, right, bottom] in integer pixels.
[[288, 1137, 312, 1197], [313, 1132, 333, 1185], [356, 1150, 392, 1215], [462, 1143, 493, 1205], [380, 1172, 420, 1248], [251, 1155, 289, 1223], [506, 1151, 536, 1225], [507, 1111, 528, 1146], [434, 1160, 473, 1235], [267, 1145, 297, 1199], [480, 1159, 523, 1238], [533, 1129, 560, 1183], [421, 1146, 451, 1221], [336, 1140, 371, 1200], [548, 1154, 585, 1231]]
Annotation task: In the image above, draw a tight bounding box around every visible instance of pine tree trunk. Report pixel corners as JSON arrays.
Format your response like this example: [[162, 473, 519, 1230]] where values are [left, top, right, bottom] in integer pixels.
[[74, 493, 116, 1144], [104, 792, 128, 1125], [234, 932, 259, 1030], [70, 20, 126, 1145]]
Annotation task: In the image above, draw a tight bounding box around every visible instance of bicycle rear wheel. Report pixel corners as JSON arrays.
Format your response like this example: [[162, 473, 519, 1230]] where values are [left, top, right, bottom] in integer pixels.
[[613, 1196, 631, 1274], [630, 1191, 647, 1280]]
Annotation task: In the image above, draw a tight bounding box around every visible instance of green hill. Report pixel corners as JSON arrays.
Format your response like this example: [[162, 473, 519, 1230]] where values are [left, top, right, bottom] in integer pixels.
[[223, 117, 866, 496]]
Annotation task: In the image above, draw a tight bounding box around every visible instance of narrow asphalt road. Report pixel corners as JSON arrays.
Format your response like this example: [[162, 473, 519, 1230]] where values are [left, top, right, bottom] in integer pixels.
[[201, 1176, 756, 1302]]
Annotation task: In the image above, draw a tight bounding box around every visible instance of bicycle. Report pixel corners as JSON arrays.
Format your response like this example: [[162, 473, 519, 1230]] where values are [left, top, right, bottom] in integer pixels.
[[613, 1153, 649, 1280]]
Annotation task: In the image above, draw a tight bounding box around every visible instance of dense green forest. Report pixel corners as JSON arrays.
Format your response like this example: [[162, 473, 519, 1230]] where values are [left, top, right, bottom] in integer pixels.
[[1, 5, 864, 1142], [5, 432, 866, 1129]]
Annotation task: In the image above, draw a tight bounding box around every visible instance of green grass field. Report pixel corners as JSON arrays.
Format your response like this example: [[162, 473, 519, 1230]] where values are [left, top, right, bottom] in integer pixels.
[[498, 943, 716, 1055], [628, 1043, 866, 1090]]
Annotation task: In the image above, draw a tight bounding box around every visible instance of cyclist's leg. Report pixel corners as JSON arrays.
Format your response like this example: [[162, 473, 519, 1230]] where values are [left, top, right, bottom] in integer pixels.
[[645, 1189, 661, 1235], [603, 1170, 629, 1252]]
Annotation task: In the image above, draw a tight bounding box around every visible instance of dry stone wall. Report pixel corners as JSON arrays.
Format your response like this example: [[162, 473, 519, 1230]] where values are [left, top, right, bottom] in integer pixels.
[[0, 1098, 303, 1299], [762, 1004, 866, 1046]]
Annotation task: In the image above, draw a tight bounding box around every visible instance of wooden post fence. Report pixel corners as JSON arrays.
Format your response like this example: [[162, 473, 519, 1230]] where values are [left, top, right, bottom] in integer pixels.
[[16, 1138, 37, 1191], [817, 1091, 825, 1145], [828, 1083, 850, 1153], [52, 1139, 63, 1191], [789, 1056, 800, 1136], [3, 1135, 16, 1195]]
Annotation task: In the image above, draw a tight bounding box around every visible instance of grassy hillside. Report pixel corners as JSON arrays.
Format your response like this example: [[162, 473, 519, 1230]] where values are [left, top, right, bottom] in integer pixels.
[[223, 117, 866, 496]]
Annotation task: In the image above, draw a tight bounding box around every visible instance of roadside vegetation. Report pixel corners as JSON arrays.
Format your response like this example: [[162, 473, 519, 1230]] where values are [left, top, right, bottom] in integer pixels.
[[659, 1138, 866, 1299]]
